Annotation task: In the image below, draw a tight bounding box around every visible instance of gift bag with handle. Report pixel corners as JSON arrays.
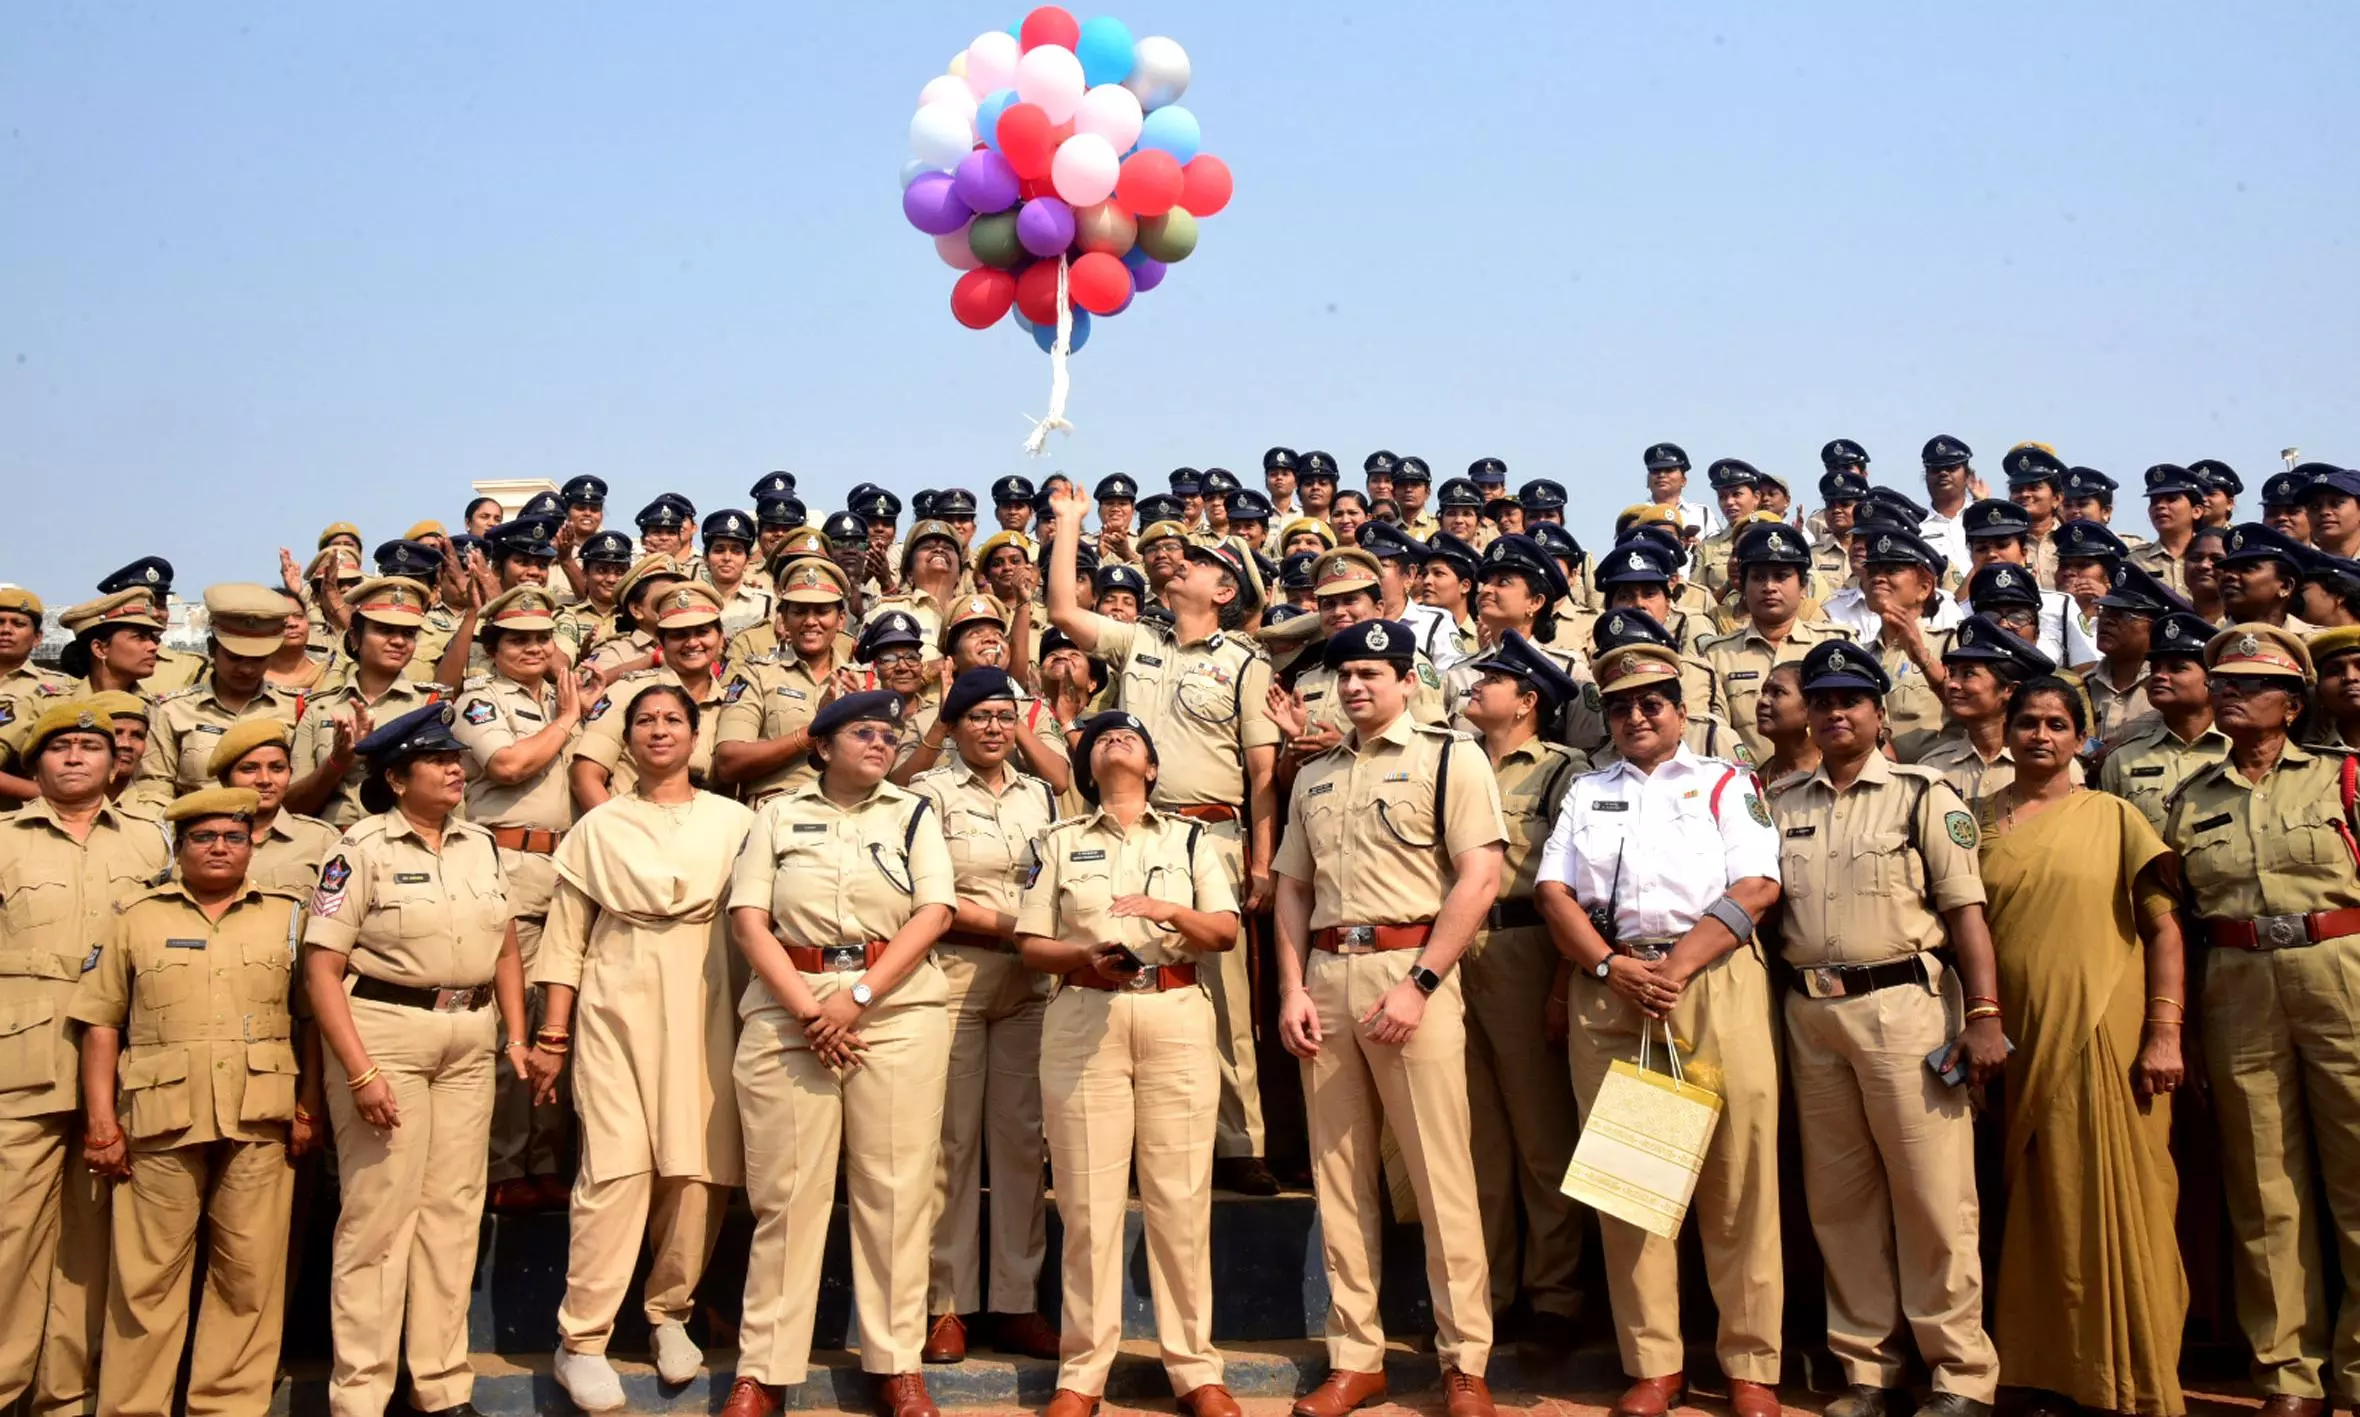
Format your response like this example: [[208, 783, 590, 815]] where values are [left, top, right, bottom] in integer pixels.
[[1559, 1018, 1723, 1238]]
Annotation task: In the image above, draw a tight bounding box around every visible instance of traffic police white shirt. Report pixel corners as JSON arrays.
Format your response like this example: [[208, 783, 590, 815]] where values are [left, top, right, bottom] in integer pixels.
[[1399, 600, 1466, 673], [1535, 745, 1780, 940]]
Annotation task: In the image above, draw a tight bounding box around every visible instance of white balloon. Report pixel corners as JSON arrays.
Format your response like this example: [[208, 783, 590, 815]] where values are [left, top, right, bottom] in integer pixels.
[[1123, 36, 1191, 111], [919, 74, 977, 118], [909, 102, 975, 171], [1072, 84, 1144, 154], [1015, 44, 1086, 124], [900, 157, 934, 189], [934, 228, 983, 271], [1050, 131, 1120, 207], [964, 30, 1021, 98]]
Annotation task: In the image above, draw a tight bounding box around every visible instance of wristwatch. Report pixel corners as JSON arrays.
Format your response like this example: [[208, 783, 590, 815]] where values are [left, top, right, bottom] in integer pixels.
[[1591, 955, 1613, 980], [849, 980, 875, 1008], [1407, 964, 1444, 996]]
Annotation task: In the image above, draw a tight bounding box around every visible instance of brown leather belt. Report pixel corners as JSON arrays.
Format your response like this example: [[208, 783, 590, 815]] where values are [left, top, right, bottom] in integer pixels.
[[2205, 908, 2360, 952], [489, 826, 564, 854], [350, 974, 493, 1013], [1313, 923, 1433, 954], [939, 928, 1015, 951], [786, 941, 888, 973], [1067, 960, 1199, 992], [1172, 804, 1237, 823]]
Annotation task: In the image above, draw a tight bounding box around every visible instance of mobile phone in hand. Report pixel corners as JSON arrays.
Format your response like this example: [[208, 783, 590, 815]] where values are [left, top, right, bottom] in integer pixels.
[[1103, 944, 1146, 975]]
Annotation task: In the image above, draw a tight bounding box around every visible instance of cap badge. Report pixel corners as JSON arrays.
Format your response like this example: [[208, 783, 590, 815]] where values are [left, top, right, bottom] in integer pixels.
[[1997, 568, 2019, 587], [2237, 633, 2262, 658], [1876, 535, 1894, 555], [1625, 551, 1645, 569], [1607, 614, 1626, 635], [144, 568, 160, 584], [75, 711, 96, 729]]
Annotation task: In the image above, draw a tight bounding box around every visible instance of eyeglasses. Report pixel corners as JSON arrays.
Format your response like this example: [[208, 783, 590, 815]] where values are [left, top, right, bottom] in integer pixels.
[[874, 650, 922, 667], [2212, 675, 2291, 698], [182, 830, 251, 847], [1605, 693, 1677, 720], [840, 725, 899, 745], [963, 711, 1019, 728]]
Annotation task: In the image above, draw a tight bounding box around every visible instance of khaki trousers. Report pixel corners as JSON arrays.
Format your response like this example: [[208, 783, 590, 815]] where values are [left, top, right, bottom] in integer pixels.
[[928, 944, 1048, 1317], [0, 1112, 110, 1416], [2203, 938, 2360, 1401], [322, 998, 498, 1417], [1784, 976, 1997, 1400], [100, 1138, 295, 1417], [734, 996, 950, 1384], [490, 851, 569, 1182], [1203, 824, 1266, 1159], [557, 1172, 727, 1353], [1301, 947, 1492, 1377], [1462, 924, 1586, 1319], [1040, 983, 1222, 1396], [1568, 946, 1781, 1383]]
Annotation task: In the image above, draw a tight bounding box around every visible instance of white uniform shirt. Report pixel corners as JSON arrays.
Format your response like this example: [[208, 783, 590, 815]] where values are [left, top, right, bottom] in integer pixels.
[[1919, 508, 1972, 579], [1535, 746, 1781, 941], [1825, 586, 1965, 641], [1399, 600, 1466, 673]]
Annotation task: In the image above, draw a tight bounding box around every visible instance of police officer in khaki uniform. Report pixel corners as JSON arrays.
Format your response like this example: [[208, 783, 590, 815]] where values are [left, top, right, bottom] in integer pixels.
[[129, 584, 307, 812], [2098, 611, 2227, 831], [2165, 625, 2360, 1417], [71, 787, 314, 1417], [577, 554, 691, 682], [57, 588, 168, 702], [1917, 615, 2060, 805], [556, 530, 636, 664], [1276, 549, 1452, 745], [864, 520, 971, 645], [0, 703, 172, 1415], [2132, 463, 2207, 599], [1699, 522, 1853, 766], [451, 585, 584, 1211], [714, 557, 860, 804], [0, 589, 78, 805], [305, 702, 527, 1417], [289, 576, 445, 826], [912, 670, 1062, 1365], [1771, 640, 2006, 1417], [1275, 619, 1506, 1417], [208, 718, 340, 892], [79, 688, 154, 805], [570, 581, 732, 808], [1453, 634, 1590, 1343], [898, 596, 1069, 791], [723, 690, 954, 1417], [94, 557, 207, 695], [1847, 529, 1957, 761], [1044, 484, 1284, 1194], [1535, 641, 1783, 1417]]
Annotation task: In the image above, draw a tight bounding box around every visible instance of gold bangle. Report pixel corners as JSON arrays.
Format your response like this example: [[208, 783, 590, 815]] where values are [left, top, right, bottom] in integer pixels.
[[2145, 1015, 2184, 1026], [1963, 1006, 2002, 1023], [346, 1066, 381, 1091], [293, 1106, 315, 1123], [2148, 996, 2185, 1013]]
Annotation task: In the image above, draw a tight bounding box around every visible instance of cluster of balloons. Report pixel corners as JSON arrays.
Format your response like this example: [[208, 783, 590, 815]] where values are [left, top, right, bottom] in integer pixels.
[[901, 8, 1232, 354]]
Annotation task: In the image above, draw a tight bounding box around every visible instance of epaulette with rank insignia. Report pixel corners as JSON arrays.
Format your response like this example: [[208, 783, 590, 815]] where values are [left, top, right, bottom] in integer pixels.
[[157, 684, 204, 703], [460, 673, 494, 692]]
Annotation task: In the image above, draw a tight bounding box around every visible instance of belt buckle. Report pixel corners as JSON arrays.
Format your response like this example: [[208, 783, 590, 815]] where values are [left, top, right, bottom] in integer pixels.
[[821, 945, 868, 972], [1338, 926, 1375, 955], [2258, 913, 2308, 950], [1125, 968, 1156, 991], [1628, 943, 1666, 963], [432, 986, 475, 1013], [1808, 967, 1847, 999]]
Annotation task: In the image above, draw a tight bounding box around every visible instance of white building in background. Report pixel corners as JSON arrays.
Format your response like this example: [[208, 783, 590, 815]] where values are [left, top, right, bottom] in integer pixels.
[[472, 478, 560, 520]]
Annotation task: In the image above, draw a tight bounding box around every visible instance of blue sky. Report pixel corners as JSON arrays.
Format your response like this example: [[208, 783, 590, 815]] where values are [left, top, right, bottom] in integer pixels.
[[5, 1, 2354, 600]]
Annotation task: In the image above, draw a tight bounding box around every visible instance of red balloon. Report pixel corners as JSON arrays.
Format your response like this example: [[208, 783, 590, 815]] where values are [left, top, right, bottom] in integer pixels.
[[1115, 150, 1185, 218], [1178, 154, 1234, 218], [996, 103, 1055, 180], [1067, 252, 1132, 316], [1019, 6, 1079, 52], [951, 269, 1017, 330], [1017, 176, 1054, 200], [1015, 259, 1064, 325]]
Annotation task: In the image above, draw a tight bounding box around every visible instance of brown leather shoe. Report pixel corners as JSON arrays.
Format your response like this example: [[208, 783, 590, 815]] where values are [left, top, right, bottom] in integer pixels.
[[877, 1372, 940, 1417], [991, 1310, 1062, 1361], [721, 1377, 781, 1417], [2259, 1401, 2329, 1417], [1611, 1373, 1686, 1417], [1182, 1384, 1244, 1417], [1212, 1156, 1283, 1196], [488, 1178, 542, 1214], [1443, 1368, 1497, 1417], [921, 1312, 967, 1364], [1728, 1379, 1780, 1417], [1291, 1368, 1387, 1417], [533, 1174, 573, 1210], [1046, 1389, 1101, 1417]]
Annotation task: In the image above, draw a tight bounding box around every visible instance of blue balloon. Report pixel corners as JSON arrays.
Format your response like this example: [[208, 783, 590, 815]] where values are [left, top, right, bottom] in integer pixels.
[[1137, 105, 1200, 165], [1074, 17, 1136, 87], [977, 88, 1018, 152], [1030, 309, 1091, 354]]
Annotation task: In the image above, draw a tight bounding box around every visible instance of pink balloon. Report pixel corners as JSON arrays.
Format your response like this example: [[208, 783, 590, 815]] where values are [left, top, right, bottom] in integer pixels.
[[1072, 84, 1143, 152], [1050, 132, 1119, 207], [934, 228, 983, 270], [1014, 44, 1085, 124], [963, 31, 1021, 98], [918, 74, 976, 119]]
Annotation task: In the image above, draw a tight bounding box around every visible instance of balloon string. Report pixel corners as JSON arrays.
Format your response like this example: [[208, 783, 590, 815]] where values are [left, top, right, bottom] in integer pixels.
[[1022, 256, 1074, 456]]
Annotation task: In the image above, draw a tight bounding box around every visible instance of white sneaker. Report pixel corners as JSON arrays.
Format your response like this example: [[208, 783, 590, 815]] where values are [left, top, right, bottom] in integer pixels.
[[553, 1346, 628, 1413], [651, 1318, 703, 1386]]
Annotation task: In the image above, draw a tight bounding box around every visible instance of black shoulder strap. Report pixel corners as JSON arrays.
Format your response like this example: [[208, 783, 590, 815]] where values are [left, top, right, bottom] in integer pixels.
[[1538, 747, 1579, 809], [1433, 733, 1454, 858], [904, 796, 931, 854], [1038, 778, 1059, 821], [1906, 774, 1934, 910], [1185, 819, 1203, 861]]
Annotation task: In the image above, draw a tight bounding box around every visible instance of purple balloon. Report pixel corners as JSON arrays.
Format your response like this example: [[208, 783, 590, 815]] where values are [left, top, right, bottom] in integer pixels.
[[952, 149, 1020, 215], [902, 173, 972, 237], [1016, 197, 1076, 259], [1127, 254, 1168, 292]]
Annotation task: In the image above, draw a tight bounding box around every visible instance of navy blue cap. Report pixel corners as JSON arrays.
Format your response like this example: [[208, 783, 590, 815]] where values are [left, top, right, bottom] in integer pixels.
[[702, 508, 756, 545], [1134, 494, 1184, 531], [1468, 456, 1508, 485], [2096, 561, 2194, 615], [2147, 610, 2217, 661], [447, 534, 489, 564], [1094, 474, 1138, 502], [2263, 470, 2313, 507], [635, 496, 688, 530], [2001, 446, 2066, 488], [2301, 465, 2360, 500], [1962, 498, 2033, 540], [2054, 518, 2131, 563], [854, 612, 924, 659], [1437, 478, 1484, 509], [1818, 469, 1872, 503], [2142, 463, 2204, 498], [1363, 450, 1398, 477], [991, 475, 1036, 505], [1281, 551, 1318, 590], [1965, 562, 2042, 611], [1706, 458, 1763, 489], [2221, 521, 2306, 571], [1643, 442, 1689, 472], [1263, 447, 1298, 473], [1921, 434, 1972, 470], [1072, 710, 1157, 804], [560, 475, 609, 507], [1944, 614, 2056, 676], [374, 539, 443, 581], [1203, 468, 1242, 495], [1168, 468, 1203, 496], [1800, 639, 1893, 696], [810, 689, 905, 740], [1858, 527, 1940, 570], [97, 556, 174, 595], [1861, 486, 1929, 530], [932, 488, 979, 517], [1519, 479, 1569, 512], [1480, 631, 1579, 710], [1734, 522, 1811, 567], [490, 517, 560, 558], [1300, 451, 1339, 481], [357, 702, 464, 762], [1423, 532, 1481, 576], [1590, 607, 1676, 655], [520, 491, 565, 521], [581, 530, 635, 565], [911, 490, 938, 520], [1225, 488, 1274, 523], [1613, 522, 1683, 558], [1394, 456, 1432, 484], [2302, 549, 2360, 586], [1478, 535, 1573, 605], [757, 495, 807, 528], [1262, 603, 1310, 628], [1093, 563, 1148, 599], [822, 510, 867, 544], [852, 488, 902, 522], [2061, 466, 2118, 500], [1356, 521, 1422, 562], [1526, 521, 1586, 566], [1323, 618, 1416, 669], [1821, 438, 1870, 469], [750, 471, 797, 500], [2190, 459, 2243, 496], [942, 667, 1021, 724]]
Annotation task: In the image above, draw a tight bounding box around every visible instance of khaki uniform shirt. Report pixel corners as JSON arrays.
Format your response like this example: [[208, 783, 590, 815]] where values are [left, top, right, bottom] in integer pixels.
[[712, 582, 774, 644], [1088, 614, 1277, 812], [1912, 730, 2080, 807], [1292, 655, 1450, 738], [2166, 742, 2360, 922], [247, 811, 340, 894], [1875, 626, 1957, 762], [2083, 660, 2154, 745], [130, 678, 305, 811], [1695, 527, 1741, 599], [303, 811, 510, 988], [1770, 754, 1986, 966], [451, 674, 577, 832], [1697, 618, 1851, 768], [554, 602, 618, 665], [1811, 537, 1853, 601], [69, 882, 303, 1149], [0, 801, 173, 1118], [0, 661, 76, 739], [1273, 714, 1506, 930], [727, 779, 956, 1015], [914, 762, 1063, 929], [904, 695, 1069, 780], [582, 629, 657, 682], [1017, 805, 1238, 967], [292, 677, 443, 827], [409, 604, 466, 683], [1493, 739, 1586, 903], [2130, 540, 2191, 600], [570, 669, 726, 796], [863, 588, 956, 650], [2099, 717, 2230, 834], [146, 647, 207, 695], [714, 652, 845, 803]]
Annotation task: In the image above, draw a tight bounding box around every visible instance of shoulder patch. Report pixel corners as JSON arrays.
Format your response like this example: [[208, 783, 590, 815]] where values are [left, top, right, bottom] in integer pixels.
[[1417, 661, 1440, 690], [461, 699, 496, 725], [1944, 810, 1978, 849], [1744, 789, 1770, 828], [311, 854, 352, 916], [585, 695, 612, 722], [724, 677, 748, 704]]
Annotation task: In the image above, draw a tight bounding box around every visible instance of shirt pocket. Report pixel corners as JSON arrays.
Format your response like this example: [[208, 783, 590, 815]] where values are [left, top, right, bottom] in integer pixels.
[[119, 1047, 192, 1139], [1778, 836, 1823, 906], [1849, 829, 1919, 899], [3, 879, 73, 935], [2274, 815, 2353, 874], [2179, 832, 2241, 906], [239, 934, 295, 1009], [1175, 661, 1240, 726], [1373, 778, 1438, 850], [1058, 866, 1116, 936], [1295, 795, 1346, 861], [134, 952, 198, 1011], [0, 996, 59, 1095], [943, 809, 1010, 883], [240, 1040, 300, 1124]]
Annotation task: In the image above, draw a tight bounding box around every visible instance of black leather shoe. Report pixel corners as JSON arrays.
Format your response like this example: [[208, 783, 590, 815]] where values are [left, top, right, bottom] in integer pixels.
[[1825, 1386, 1903, 1417], [1212, 1156, 1282, 1196], [1912, 1394, 1993, 1417]]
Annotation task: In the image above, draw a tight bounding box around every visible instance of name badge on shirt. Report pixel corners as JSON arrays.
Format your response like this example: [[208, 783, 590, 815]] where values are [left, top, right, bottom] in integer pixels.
[[2130, 766, 2164, 778], [778, 687, 808, 700], [192, 723, 225, 735], [394, 873, 431, 884], [165, 938, 206, 950], [1727, 670, 1759, 681], [2191, 813, 2233, 833], [792, 823, 827, 834], [1784, 825, 1817, 838], [1304, 782, 1334, 798], [1137, 654, 1163, 668], [514, 708, 544, 723], [1592, 801, 1630, 813], [1070, 849, 1107, 862]]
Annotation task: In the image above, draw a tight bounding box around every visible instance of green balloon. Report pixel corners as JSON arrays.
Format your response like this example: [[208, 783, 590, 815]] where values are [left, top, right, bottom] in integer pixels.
[[1137, 208, 1198, 264], [968, 212, 1025, 270]]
